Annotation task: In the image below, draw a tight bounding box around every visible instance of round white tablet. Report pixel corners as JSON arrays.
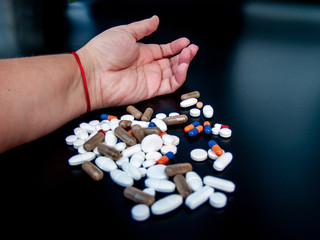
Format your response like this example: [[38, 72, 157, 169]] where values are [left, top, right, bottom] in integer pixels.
[[219, 128, 232, 138], [131, 204, 150, 221], [209, 192, 227, 208], [190, 108, 201, 117], [190, 148, 208, 162], [141, 134, 163, 153], [211, 127, 220, 135]]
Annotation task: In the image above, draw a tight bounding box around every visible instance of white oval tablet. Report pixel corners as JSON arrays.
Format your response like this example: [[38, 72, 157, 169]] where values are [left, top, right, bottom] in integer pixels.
[[130, 151, 145, 168], [131, 204, 150, 221], [151, 194, 183, 215], [122, 144, 142, 158], [186, 171, 203, 191], [68, 152, 96, 166], [209, 192, 227, 208], [110, 169, 134, 187], [213, 152, 233, 171], [190, 148, 208, 161], [185, 185, 214, 210], [203, 105, 214, 118], [190, 108, 201, 117], [160, 145, 177, 155], [219, 128, 232, 138], [115, 156, 129, 167], [145, 151, 162, 161], [144, 178, 175, 193], [95, 156, 117, 172], [143, 188, 156, 197], [146, 165, 168, 180], [73, 138, 85, 149], [180, 98, 198, 108], [151, 118, 167, 132], [120, 114, 134, 121], [65, 135, 78, 145], [114, 142, 126, 152], [142, 159, 156, 168], [121, 162, 142, 181], [79, 122, 96, 133], [155, 113, 167, 120], [203, 175, 236, 193], [141, 134, 163, 153]]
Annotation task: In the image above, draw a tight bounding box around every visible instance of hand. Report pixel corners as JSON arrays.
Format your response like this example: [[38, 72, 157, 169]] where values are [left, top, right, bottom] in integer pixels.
[[77, 15, 198, 110]]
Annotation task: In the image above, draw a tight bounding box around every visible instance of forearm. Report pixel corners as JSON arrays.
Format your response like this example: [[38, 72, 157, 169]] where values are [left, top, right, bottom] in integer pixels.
[[0, 54, 87, 152]]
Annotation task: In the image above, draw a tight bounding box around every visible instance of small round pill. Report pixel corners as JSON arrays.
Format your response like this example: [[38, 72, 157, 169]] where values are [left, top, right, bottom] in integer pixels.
[[190, 108, 201, 117], [219, 128, 232, 138], [209, 192, 227, 208], [190, 148, 208, 162], [196, 101, 203, 109], [212, 127, 220, 135], [131, 204, 150, 221]]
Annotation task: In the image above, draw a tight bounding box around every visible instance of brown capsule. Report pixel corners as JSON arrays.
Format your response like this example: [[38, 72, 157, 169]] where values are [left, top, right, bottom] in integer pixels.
[[163, 114, 188, 125], [114, 126, 137, 146], [123, 186, 155, 206], [119, 120, 132, 129], [97, 143, 122, 160], [81, 161, 104, 181], [173, 174, 193, 198], [181, 91, 200, 100], [141, 107, 154, 121], [83, 131, 105, 151], [165, 163, 193, 177], [142, 127, 162, 136], [126, 105, 143, 119], [131, 124, 145, 143]]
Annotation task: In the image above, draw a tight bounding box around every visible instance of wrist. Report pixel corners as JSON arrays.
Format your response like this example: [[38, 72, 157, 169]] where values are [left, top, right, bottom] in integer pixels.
[[75, 47, 102, 111]]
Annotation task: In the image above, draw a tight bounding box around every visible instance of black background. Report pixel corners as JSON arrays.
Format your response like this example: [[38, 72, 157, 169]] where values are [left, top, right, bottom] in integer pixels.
[[1, 0, 320, 239]]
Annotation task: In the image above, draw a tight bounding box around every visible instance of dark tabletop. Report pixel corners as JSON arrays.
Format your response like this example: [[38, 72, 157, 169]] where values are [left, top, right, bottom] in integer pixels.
[[1, 0, 320, 239]]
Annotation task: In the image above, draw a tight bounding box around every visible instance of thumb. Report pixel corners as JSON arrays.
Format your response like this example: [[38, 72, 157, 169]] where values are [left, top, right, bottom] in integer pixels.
[[122, 15, 160, 41]]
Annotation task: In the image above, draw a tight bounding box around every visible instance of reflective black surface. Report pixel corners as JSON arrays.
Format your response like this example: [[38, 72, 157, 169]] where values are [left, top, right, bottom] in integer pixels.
[[1, 1, 320, 239]]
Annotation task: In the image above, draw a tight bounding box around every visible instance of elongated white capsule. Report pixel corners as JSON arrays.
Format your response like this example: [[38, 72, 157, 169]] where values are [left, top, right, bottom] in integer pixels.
[[68, 152, 96, 166], [185, 171, 203, 191], [213, 152, 233, 171], [144, 178, 175, 193], [151, 194, 183, 215], [185, 185, 214, 210], [203, 175, 236, 193]]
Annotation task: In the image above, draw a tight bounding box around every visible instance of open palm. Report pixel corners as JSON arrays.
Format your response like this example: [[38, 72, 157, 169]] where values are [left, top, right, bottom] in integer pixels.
[[78, 16, 198, 109]]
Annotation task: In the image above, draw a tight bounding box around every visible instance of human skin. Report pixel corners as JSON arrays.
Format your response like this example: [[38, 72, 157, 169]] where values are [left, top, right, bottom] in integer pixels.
[[0, 16, 198, 153]]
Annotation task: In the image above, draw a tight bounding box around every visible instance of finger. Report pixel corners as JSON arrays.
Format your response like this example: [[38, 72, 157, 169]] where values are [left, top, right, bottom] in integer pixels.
[[121, 15, 160, 41], [146, 38, 190, 61], [179, 44, 199, 64], [160, 37, 190, 58]]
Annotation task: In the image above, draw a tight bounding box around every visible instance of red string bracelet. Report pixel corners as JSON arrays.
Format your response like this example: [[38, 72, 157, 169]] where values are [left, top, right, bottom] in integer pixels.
[[71, 51, 91, 113]]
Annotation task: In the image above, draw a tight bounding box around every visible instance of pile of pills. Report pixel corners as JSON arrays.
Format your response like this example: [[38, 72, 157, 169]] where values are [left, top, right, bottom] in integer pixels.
[[65, 90, 235, 221]]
